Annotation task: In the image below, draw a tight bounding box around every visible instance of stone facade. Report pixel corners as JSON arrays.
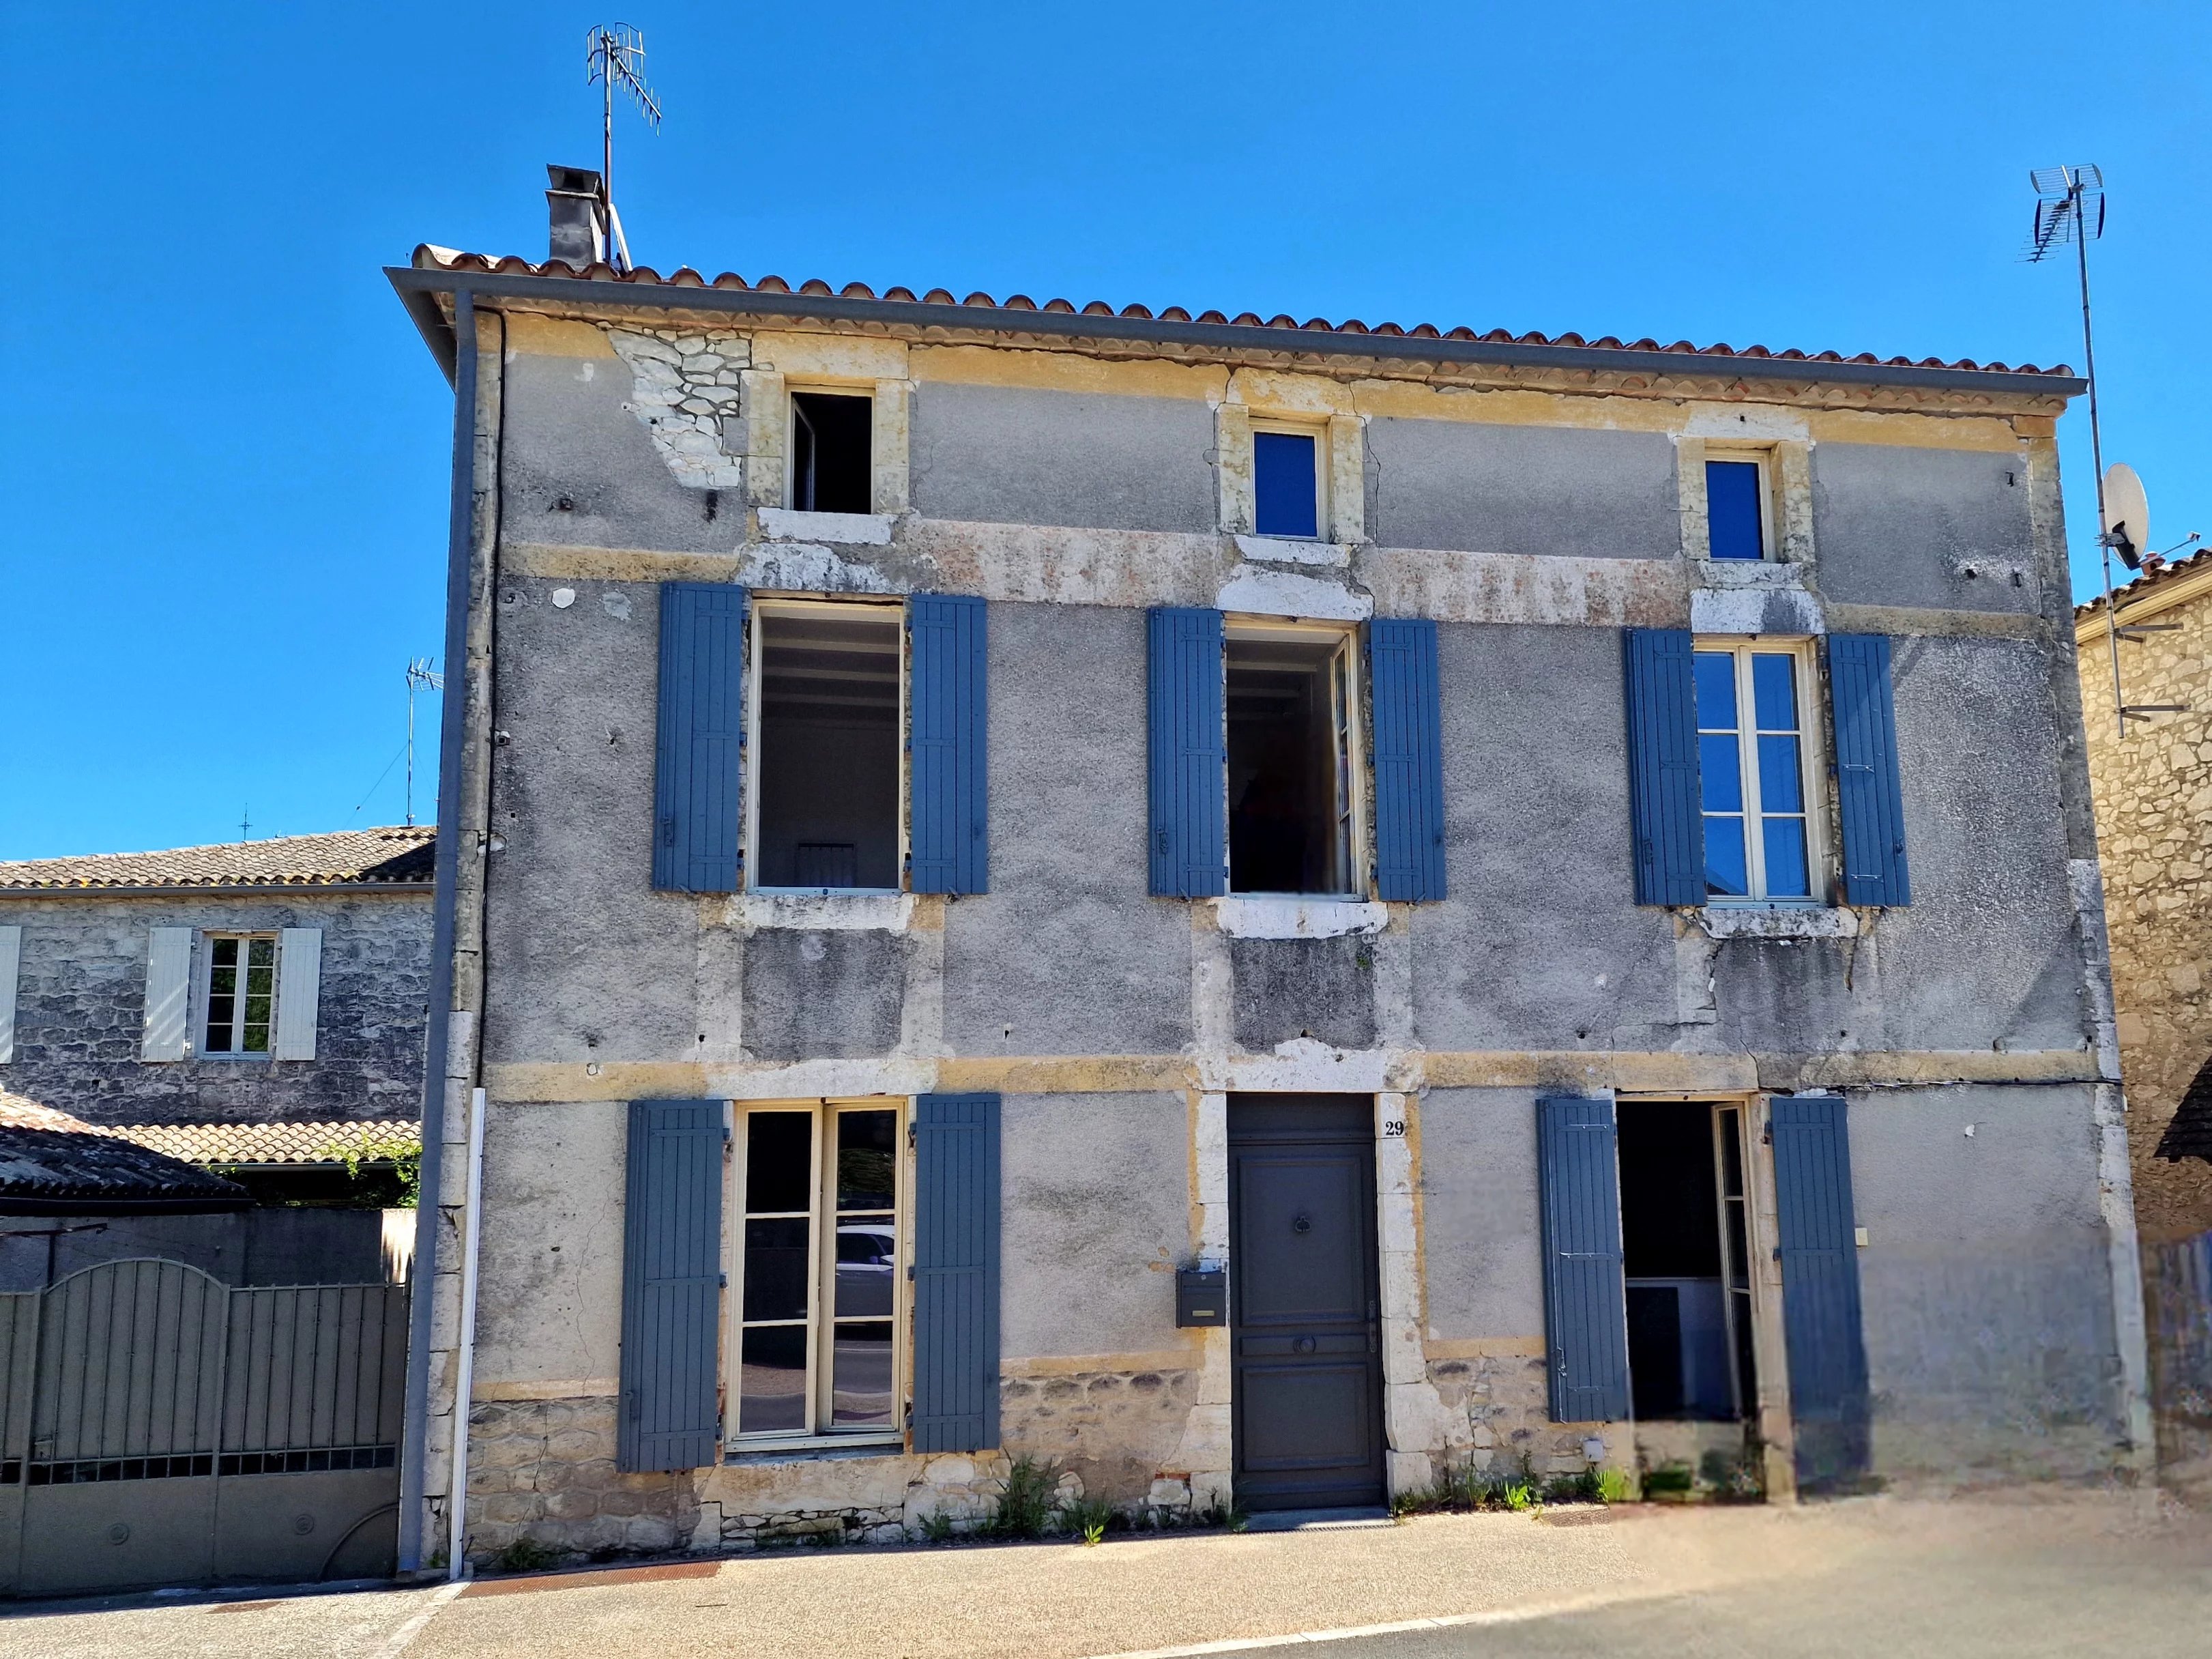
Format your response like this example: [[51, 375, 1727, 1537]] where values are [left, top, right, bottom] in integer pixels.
[[2077, 575, 2212, 1244], [0, 891, 431, 1126]]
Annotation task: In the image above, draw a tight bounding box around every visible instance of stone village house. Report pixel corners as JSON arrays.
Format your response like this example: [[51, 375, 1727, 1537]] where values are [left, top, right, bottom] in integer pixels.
[[387, 171, 2152, 1568]]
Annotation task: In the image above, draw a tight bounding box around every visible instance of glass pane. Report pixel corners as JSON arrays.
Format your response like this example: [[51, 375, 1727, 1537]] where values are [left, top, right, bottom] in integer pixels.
[[247, 938, 276, 969], [1719, 1109, 1745, 1198], [212, 938, 239, 969], [745, 1112, 813, 1213], [1751, 654, 1797, 731], [1724, 1201, 1751, 1293], [1699, 734, 1744, 811], [1706, 461, 1765, 560], [1704, 815, 1748, 896], [739, 1325, 808, 1433], [830, 1321, 895, 1428], [1762, 817, 1811, 898], [1757, 734, 1802, 811], [833, 1221, 897, 1316], [742, 1217, 811, 1321], [836, 1111, 897, 1211], [1693, 653, 1737, 730], [1731, 1288, 1758, 1412], [1253, 431, 1318, 538]]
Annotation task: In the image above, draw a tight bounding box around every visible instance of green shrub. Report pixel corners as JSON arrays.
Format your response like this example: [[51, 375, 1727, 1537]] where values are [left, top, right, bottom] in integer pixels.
[[491, 1536, 559, 1574], [1596, 1467, 1635, 1503], [989, 1455, 1062, 1539], [918, 1507, 955, 1544], [1059, 1494, 1116, 1542], [1644, 1462, 1695, 1496]]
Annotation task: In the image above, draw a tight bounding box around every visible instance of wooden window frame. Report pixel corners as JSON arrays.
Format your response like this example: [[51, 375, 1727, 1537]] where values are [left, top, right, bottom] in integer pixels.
[[197, 932, 279, 1060], [1222, 616, 1367, 899], [1249, 417, 1330, 542], [743, 594, 910, 895], [1694, 637, 1829, 904], [726, 1097, 911, 1449]]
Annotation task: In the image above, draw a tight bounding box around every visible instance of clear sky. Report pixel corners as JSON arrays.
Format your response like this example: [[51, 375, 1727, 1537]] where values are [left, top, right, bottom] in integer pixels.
[[5, 1, 2207, 859]]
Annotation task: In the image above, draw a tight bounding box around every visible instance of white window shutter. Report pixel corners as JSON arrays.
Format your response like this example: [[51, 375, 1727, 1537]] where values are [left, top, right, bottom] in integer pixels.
[[141, 927, 193, 1062], [274, 927, 322, 1061], [0, 925, 20, 1064]]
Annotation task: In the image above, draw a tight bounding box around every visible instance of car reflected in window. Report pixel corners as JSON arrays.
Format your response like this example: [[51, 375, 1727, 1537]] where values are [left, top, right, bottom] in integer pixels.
[[834, 1225, 896, 1317]]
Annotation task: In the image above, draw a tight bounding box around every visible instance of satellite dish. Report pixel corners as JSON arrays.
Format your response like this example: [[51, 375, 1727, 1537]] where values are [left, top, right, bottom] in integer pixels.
[[2104, 463, 2149, 571]]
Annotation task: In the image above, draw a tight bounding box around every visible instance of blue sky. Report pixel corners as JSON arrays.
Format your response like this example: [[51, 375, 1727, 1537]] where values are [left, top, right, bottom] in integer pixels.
[[4, 1, 2207, 859]]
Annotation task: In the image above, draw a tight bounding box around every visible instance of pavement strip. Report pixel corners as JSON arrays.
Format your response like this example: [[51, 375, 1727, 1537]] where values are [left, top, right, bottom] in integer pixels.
[[1081, 1588, 1687, 1659], [368, 1579, 467, 1657]]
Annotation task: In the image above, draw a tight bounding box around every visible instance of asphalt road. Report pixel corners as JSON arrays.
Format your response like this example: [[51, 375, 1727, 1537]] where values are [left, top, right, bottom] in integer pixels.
[[4, 1492, 2207, 1659]]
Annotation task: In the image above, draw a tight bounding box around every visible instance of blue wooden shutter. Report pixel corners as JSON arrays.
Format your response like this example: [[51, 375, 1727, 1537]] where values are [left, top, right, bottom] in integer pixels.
[[653, 582, 748, 892], [1770, 1095, 1872, 1491], [1370, 618, 1448, 902], [909, 594, 989, 895], [1537, 1095, 1630, 1423], [1827, 634, 1911, 906], [912, 1093, 1001, 1452], [1622, 627, 1704, 906], [1147, 607, 1227, 897], [617, 1100, 725, 1473]]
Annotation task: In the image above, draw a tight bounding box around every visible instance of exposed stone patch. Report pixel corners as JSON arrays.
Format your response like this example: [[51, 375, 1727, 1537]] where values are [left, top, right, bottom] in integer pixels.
[[1000, 1367, 1200, 1510], [606, 326, 751, 491]]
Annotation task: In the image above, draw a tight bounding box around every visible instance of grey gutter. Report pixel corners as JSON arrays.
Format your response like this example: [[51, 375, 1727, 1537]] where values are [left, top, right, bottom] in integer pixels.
[[397, 287, 476, 1572], [0, 883, 433, 900], [387, 265, 2086, 400]]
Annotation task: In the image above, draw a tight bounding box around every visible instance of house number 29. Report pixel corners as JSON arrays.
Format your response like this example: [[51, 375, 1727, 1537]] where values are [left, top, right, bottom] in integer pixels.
[[1382, 1119, 1407, 1138]]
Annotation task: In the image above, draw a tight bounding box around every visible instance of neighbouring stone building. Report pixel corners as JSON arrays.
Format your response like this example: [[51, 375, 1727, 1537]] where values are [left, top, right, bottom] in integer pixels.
[[2076, 554, 2212, 1242], [388, 169, 2151, 1570], [0, 828, 435, 1234]]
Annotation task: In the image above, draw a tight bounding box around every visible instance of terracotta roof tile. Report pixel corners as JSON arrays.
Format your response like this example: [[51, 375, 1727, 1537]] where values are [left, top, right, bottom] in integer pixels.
[[2075, 545, 2212, 620], [0, 1091, 252, 1212], [409, 247, 2076, 380], [0, 826, 435, 892], [114, 1121, 420, 1167]]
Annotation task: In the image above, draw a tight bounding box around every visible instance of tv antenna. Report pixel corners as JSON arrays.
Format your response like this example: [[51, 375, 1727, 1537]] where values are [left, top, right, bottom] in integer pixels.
[[586, 24, 661, 275], [405, 659, 445, 828]]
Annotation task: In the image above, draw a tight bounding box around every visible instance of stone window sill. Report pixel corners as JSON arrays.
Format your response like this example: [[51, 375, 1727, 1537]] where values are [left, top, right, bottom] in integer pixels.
[[1210, 897, 1388, 940], [723, 1434, 905, 1465], [1696, 904, 1859, 940], [1232, 533, 1350, 568], [718, 891, 915, 933], [757, 507, 895, 546]]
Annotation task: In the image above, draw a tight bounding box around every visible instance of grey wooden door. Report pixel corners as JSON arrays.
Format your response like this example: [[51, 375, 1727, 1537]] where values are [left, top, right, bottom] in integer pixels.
[[1229, 1096, 1385, 1512]]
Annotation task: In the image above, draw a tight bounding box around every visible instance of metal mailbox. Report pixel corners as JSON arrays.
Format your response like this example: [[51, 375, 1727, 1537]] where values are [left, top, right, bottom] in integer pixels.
[[1176, 1267, 1227, 1327]]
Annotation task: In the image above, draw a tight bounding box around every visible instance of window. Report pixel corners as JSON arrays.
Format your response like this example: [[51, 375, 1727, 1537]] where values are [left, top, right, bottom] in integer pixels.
[[1704, 457, 1769, 561], [1253, 425, 1323, 539], [732, 1102, 903, 1441], [201, 934, 276, 1056], [751, 599, 903, 891], [789, 391, 872, 514], [1695, 641, 1821, 901], [1226, 624, 1359, 895]]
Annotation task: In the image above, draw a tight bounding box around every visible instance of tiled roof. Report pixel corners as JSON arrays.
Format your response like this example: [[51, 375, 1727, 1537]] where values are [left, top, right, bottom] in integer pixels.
[[2075, 546, 2212, 620], [0, 1091, 252, 1213], [115, 1120, 420, 1167], [413, 246, 2076, 380], [0, 826, 435, 892]]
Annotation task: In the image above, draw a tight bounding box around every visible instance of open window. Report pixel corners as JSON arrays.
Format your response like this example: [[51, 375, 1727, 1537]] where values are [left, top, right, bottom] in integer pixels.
[[1225, 623, 1359, 895], [750, 598, 903, 891], [1704, 454, 1773, 562], [1617, 1101, 1758, 1423], [789, 390, 872, 514], [1253, 422, 1325, 540], [730, 1100, 904, 1443]]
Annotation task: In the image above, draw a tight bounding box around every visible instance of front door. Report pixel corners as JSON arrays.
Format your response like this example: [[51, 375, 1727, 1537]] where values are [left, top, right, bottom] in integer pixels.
[[1228, 1095, 1386, 1511]]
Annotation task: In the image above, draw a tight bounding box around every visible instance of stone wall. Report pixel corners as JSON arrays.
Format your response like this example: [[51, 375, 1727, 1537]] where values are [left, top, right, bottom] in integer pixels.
[[2079, 597, 2212, 1244], [1, 892, 431, 1125]]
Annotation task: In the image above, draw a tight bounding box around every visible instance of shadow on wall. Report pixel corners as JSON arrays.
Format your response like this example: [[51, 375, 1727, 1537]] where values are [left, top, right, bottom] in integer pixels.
[[0, 1207, 403, 1293], [2146, 1230, 2212, 1503]]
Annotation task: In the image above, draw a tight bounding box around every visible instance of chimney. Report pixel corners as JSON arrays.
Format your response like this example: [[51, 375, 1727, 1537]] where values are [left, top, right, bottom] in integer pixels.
[[546, 165, 608, 268]]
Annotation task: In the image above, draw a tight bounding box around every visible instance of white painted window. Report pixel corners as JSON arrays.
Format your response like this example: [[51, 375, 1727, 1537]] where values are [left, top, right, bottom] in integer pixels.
[[141, 927, 194, 1062], [729, 1100, 905, 1443], [746, 596, 906, 892], [272, 927, 322, 1061], [201, 934, 278, 1057], [787, 390, 873, 513], [1694, 639, 1827, 902], [1251, 418, 1328, 540], [1225, 619, 1363, 897]]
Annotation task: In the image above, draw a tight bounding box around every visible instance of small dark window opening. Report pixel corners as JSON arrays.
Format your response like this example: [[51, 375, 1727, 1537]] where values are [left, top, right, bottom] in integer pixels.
[[790, 392, 873, 514], [1705, 459, 1766, 560], [1253, 430, 1320, 538], [1227, 633, 1354, 895], [1618, 1101, 1757, 1423], [755, 607, 901, 889]]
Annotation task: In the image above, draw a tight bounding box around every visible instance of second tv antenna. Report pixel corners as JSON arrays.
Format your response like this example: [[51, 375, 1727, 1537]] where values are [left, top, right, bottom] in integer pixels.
[[587, 24, 662, 274]]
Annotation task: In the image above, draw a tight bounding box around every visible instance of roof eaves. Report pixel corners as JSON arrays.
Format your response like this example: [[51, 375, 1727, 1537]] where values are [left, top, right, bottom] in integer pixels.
[[388, 261, 2086, 401]]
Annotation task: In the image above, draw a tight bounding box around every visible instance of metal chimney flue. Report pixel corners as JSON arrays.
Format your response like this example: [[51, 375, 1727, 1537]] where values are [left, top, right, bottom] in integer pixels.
[[546, 165, 608, 268]]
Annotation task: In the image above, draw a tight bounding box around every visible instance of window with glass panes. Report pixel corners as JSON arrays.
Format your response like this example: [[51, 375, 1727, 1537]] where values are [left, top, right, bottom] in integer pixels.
[[202, 935, 277, 1055], [733, 1103, 902, 1439], [1694, 644, 1820, 901]]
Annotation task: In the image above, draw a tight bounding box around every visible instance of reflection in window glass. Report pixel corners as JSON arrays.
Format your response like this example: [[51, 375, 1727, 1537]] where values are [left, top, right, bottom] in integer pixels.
[[1696, 647, 1815, 901], [203, 936, 277, 1054]]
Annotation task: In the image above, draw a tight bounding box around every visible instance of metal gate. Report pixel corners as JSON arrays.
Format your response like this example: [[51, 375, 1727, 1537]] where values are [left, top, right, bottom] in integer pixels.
[[0, 1258, 407, 1598]]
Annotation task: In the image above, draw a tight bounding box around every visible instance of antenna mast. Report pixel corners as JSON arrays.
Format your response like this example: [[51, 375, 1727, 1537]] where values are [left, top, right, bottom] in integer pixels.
[[405, 659, 445, 828], [586, 24, 662, 275]]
